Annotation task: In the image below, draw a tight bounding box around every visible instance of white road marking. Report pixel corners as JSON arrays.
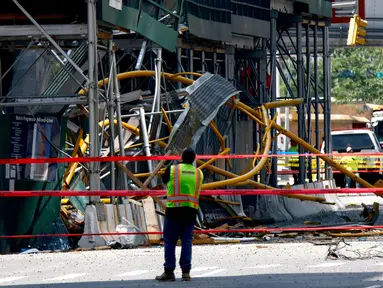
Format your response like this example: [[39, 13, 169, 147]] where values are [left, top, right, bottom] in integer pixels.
[[44, 273, 88, 281], [374, 263, 383, 266], [195, 269, 226, 278], [364, 285, 382, 288], [308, 262, 345, 268], [175, 267, 218, 274], [116, 270, 152, 277], [192, 267, 218, 272], [247, 264, 282, 269], [363, 275, 383, 282], [0, 276, 28, 283]]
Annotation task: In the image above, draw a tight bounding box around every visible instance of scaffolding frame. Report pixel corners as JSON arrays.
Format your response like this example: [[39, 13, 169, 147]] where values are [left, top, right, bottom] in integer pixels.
[[0, 2, 333, 191]]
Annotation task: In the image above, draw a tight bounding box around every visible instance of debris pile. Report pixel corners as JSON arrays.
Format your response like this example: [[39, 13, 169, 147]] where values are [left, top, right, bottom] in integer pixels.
[[60, 198, 85, 248], [60, 201, 85, 234], [59, 72, 382, 250], [327, 239, 383, 260], [58, 190, 383, 250]]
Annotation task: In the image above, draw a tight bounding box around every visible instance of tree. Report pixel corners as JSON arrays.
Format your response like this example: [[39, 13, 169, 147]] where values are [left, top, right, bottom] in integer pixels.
[[279, 48, 383, 104], [331, 48, 383, 103], [279, 56, 324, 100]]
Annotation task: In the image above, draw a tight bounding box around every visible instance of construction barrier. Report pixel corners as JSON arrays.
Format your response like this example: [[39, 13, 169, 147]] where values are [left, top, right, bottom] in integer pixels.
[[0, 186, 382, 240], [1, 152, 383, 164], [1, 153, 382, 245], [2, 225, 383, 239], [1, 188, 383, 197], [276, 169, 383, 174]]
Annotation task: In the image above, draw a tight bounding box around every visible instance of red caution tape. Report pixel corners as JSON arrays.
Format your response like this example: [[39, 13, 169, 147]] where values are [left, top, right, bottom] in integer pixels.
[[0, 188, 382, 197], [279, 169, 383, 174], [1, 152, 383, 165], [0, 225, 382, 239]]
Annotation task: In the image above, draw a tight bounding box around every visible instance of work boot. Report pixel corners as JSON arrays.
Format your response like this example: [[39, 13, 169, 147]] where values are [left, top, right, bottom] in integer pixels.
[[155, 271, 176, 282], [182, 271, 191, 281]]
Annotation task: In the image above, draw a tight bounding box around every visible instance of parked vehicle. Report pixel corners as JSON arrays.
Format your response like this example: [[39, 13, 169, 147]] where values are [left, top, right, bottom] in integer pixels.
[[331, 130, 383, 187], [371, 108, 383, 149]]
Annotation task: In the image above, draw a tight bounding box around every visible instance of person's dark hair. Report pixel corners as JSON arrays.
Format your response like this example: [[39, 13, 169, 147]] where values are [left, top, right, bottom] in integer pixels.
[[181, 148, 196, 164]]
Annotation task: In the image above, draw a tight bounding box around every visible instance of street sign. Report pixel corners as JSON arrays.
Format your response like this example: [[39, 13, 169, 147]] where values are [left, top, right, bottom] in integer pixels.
[[376, 72, 383, 78]]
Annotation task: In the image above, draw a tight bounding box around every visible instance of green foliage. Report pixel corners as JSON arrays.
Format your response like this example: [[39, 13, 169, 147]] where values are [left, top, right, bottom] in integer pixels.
[[279, 56, 324, 99], [332, 48, 383, 103], [279, 48, 383, 104]]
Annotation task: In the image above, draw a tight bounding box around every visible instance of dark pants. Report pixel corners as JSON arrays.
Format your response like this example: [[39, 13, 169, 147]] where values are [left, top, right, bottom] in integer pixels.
[[163, 216, 195, 273], [346, 173, 360, 188], [293, 174, 298, 185]]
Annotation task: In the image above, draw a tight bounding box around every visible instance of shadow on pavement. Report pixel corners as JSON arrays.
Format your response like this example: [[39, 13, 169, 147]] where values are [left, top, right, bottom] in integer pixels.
[[7, 272, 383, 288]]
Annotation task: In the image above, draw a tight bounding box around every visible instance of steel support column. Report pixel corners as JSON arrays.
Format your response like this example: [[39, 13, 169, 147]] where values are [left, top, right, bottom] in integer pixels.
[[225, 44, 235, 174], [313, 23, 320, 181], [270, 10, 278, 187], [213, 53, 218, 74], [201, 51, 206, 73], [189, 49, 194, 80], [87, 0, 101, 198], [259, 38, 267, 183], [306, 24, 313, 182], [176, 48, 182, 89], [138, 107, 154, 177], [323, 25, 332, 179], [0, 59, 2, 98], [225, 45, 235, 83], [108, 41, 116, 197], [112, 51, 128, 190], [148, 48, 162, 136], [296, 20, 306, 184]]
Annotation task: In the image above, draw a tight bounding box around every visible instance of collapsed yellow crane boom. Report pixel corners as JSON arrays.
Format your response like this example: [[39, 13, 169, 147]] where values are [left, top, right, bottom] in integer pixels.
[[66, 70, 381, 203], [234, 101, 377, 192], [201, 105, 272, 190]]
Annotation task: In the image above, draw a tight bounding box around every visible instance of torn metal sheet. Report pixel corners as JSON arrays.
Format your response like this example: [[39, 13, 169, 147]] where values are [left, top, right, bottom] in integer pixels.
[[166, 104, 202, 154], [166, 74, 239, 154], [186, 73, 239, 126]]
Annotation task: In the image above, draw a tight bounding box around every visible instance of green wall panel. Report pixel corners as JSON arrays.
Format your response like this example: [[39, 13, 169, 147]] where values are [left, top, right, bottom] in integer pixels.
[[297, 0, 332, 17], [98, 0, 179, 52], [0, 116, 68, 253]]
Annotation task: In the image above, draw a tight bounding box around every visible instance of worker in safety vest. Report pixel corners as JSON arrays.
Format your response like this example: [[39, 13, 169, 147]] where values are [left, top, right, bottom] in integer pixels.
[[288, 139, 299, 184], [342, 145, 360, 188], [155, 148, 204, 282]]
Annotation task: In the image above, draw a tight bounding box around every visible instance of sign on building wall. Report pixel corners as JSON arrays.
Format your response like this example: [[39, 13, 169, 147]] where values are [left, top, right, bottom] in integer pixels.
[[7, 115, 61, 182], [109, 0, 122, 10]]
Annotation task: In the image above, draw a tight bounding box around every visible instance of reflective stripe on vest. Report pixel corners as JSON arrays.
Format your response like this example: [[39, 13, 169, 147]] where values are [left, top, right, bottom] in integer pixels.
[[195, 168, 201, 193], [173, 164, 181, 196], [167, 195, 199, 204]]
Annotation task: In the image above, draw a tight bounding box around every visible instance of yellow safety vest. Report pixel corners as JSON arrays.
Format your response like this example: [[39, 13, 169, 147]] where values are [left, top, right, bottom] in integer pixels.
[[341, 155, 359, 172], [167, 163, 203, 210], [288, 146, 299, 167]]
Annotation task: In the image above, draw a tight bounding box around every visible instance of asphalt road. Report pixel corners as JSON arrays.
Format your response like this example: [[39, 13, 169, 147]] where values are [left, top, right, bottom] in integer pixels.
[[1, 242, 383, 288]]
